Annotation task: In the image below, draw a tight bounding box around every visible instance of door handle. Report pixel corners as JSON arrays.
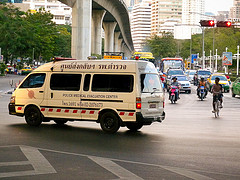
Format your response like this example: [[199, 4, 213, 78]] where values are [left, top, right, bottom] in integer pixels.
[[39, 91, 44, 93], [51, 93, 53, 98]]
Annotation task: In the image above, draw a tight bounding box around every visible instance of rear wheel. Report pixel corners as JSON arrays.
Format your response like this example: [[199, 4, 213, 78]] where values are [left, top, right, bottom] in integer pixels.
[[25, 106, 43, 126], [54, 120, 68, 125], [100, 112, 120, 134], [126, 122, 143, 132]]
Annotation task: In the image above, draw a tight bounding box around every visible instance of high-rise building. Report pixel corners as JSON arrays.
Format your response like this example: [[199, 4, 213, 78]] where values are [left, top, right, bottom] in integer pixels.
[[182, 0, 205, 25], [151, 0, 183, 36], [131, 1, 152, 51], [230, 0, 240, 19], [22, 0, 72, 25], [182, 0, 205, 34]]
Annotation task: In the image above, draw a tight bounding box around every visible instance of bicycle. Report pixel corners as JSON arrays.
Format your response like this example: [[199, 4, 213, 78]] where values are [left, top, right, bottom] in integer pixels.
[[213, 98, 220, 118], [213, 93, 222, 118]]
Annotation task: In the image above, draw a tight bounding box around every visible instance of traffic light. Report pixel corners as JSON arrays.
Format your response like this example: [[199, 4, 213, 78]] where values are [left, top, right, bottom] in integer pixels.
[[200, 20, 215, 27], [216, 21, 232, 27]]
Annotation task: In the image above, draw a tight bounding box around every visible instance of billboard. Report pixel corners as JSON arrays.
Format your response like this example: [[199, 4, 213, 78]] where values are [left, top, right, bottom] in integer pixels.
[[222, 52, 232, 66], [174, 25, 192, 40]]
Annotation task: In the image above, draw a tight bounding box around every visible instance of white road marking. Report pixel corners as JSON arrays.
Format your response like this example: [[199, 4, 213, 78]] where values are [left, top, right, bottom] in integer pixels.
[[0, 146, 56, 178], [88, 156, 143, 180]]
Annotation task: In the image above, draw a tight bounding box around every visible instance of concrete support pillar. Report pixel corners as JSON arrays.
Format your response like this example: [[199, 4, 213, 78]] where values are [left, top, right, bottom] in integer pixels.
[[91, 10, 106, 55], [114, 32, 121, 52], [103, 22, 117, 52], [122, 44, 132, 59], [117, 38, 123, 52], [71, 0, 92, 59]]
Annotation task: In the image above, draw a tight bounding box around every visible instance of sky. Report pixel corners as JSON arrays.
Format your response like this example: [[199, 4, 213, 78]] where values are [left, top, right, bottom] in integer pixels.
[[205, 0, 234, 14]]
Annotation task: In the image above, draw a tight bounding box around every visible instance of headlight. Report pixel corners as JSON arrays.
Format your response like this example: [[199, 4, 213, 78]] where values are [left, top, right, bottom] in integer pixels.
[[10, 96, 15, 104]]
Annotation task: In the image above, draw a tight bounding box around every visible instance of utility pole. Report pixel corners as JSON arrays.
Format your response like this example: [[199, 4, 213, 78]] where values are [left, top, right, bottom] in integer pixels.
[[237, 45, 239, 76], [209, 50, 212, 70], [215, 49, 218, 72], [202, 27, 205, 69]]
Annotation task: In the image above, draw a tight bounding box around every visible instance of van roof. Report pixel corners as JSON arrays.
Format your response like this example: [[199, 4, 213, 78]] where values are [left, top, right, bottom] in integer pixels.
[[33, 59, 158, 74]]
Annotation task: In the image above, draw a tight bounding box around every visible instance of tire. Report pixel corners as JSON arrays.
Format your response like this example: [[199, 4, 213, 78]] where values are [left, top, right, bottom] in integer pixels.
[[188, 90, 191, 94], [54, 120, 68, 125], [100, 112, 120, 134], [170, 95, 174, 104], [201, 93, 203, 101], [25, 106, 43, 126], [126, 122, 143, 132]]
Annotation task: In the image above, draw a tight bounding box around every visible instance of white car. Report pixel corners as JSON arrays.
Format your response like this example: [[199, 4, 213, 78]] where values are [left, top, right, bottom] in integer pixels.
[[176, 75, 191, 93]]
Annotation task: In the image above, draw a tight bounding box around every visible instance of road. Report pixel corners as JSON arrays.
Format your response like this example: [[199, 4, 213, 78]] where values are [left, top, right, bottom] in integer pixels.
[[0, 75, 240, 180]]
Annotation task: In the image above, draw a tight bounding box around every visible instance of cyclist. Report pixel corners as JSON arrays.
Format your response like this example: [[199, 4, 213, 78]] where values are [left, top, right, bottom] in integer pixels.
[[211, 77, 223, 113], [197, 77, 208, 98]]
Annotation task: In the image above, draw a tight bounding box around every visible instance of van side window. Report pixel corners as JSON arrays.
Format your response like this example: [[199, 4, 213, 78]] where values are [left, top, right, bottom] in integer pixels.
[[83, 74, 91, 91], [50, 74, 81, 91], [92, 74, 133, 92], [20, 73, 46, 88]]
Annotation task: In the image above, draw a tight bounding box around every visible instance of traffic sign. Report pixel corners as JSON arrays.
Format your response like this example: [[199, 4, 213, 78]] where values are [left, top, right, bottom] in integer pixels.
[[222, 52, 232, 66], [191, 54, 198, 63]]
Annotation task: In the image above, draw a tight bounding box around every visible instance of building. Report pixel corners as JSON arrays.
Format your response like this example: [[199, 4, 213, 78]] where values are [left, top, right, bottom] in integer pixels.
[[230, 0, 240, 19], [181, 0, 205, 34], [151, 0, 183, 36], [131, 1, 151, 51], [22, 0, 72, 25]]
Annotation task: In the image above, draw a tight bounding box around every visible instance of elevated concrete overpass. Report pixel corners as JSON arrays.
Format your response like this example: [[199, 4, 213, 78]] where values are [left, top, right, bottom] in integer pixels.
[[59, 0, 134, 59]]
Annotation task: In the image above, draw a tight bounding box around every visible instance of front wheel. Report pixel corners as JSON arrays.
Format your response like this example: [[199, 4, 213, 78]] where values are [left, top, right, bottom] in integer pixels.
[[25, 106, 43, 126], [100, 112, 120, 134], [126, 122, 143, 132]]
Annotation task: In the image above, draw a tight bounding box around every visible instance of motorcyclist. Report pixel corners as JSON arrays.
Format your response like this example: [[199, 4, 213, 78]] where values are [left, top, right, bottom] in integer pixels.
[[169, 76, 180, 100], [197, 77, 208, 98], [159, 73, 166, 89]]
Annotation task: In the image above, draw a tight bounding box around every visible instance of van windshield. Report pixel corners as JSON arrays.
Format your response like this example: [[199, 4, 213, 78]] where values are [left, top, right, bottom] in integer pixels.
[[141, 74, 162, 93]]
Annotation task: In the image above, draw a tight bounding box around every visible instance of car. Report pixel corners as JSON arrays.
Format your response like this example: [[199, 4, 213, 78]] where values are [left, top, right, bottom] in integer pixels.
[[166, 68, 184, 91], [231, 77, 240, 97], [21, 66, 32, 75], [175, 75, 191, 93], [207, 74, 230, 93], [186, 70, 196, 83]]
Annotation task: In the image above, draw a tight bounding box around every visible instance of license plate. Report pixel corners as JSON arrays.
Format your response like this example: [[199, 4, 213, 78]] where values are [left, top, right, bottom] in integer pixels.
[[149, 104, 157, 108]]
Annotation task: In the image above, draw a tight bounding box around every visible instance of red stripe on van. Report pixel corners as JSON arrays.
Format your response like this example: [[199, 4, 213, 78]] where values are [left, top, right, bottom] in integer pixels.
[[119, 112, 125, 116], [17, 107, 22, 110], [73, 110, 78, 113], [41, 108, 45, 112], [64, 109, 69, 113], [81, 110, 86, 114], [56, 109, 61, 112], [89, 111, 94, 114], [49, 109, 53, 112], [129, 113, 134, 116]]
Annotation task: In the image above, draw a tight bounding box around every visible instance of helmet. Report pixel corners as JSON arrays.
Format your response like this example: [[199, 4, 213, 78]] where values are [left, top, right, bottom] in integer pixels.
[[159, 73, 163, 76], [200, 76, 204, 80], [172, 76, 177, 80]]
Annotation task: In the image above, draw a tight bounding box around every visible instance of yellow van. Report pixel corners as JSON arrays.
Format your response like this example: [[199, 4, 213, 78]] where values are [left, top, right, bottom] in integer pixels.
[[9, 59, 165, 133]]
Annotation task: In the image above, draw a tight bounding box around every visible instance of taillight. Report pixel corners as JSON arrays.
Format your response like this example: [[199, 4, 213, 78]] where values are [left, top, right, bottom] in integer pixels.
[[136, 97, 141, 109], [163, 101, 165, 108]]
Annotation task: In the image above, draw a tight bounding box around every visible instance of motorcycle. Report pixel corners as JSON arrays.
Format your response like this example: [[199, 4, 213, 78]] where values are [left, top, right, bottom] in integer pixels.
[[199, 86, 205, 101], [169, 86, 178, 104]]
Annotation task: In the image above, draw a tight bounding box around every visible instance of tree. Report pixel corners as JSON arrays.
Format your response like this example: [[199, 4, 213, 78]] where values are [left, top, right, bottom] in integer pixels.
[[144, 33, 177, 59]]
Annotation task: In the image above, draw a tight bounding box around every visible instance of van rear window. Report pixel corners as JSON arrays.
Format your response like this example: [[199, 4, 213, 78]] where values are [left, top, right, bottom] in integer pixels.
[[141, 74, 162, 93], [92, 74, 133, 92], [50, 74, 81, 91]]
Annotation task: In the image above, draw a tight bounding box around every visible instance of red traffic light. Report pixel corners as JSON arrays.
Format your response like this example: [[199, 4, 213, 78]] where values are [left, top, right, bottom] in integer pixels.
[[200, 20, 215, 27], [216, 21, 232, 27]]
